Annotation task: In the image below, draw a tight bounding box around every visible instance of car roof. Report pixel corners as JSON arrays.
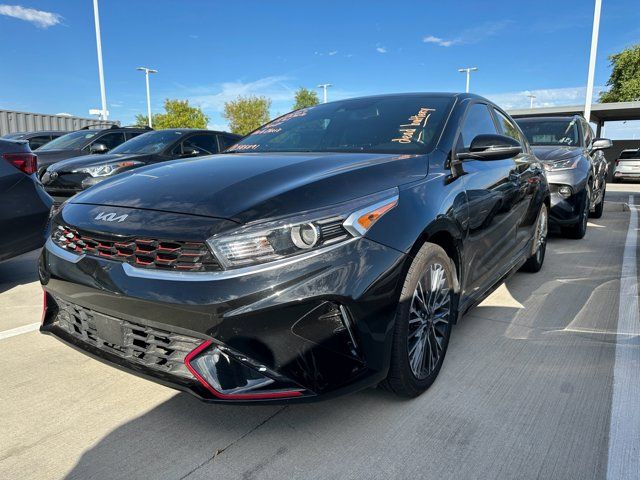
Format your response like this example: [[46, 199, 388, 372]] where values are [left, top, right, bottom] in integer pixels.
[[5, 130, 68, 137], [516, 115, 584, 122], [144, 128, 241, 136]]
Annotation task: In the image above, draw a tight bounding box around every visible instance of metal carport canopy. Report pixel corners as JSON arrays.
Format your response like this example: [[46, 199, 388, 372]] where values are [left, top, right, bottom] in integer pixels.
[[508, 101, 640, 136]]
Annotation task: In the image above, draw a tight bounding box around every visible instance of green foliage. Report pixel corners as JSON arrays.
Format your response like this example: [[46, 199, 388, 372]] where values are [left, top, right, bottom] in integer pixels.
[[134, 99, 209, 129], [223, 96, 271, 135], [293, 87, 319, 110], [599, 44, 640, 103]]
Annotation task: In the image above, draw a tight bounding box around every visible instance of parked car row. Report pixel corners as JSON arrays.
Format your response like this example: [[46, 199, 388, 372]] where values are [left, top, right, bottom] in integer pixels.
[[41, 128, 240, 204], [0, 92, 619, 404]]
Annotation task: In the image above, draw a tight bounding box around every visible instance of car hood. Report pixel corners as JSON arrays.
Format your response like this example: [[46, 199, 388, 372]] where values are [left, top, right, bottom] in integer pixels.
[[48, 153, 148, 172], [71, 152, 427, 223], [36, 149, 85, 167], [532, 146, 583, 162]]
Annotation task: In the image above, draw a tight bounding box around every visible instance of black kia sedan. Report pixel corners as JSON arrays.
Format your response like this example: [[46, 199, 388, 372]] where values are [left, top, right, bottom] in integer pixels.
[[41, 129, 241, 204], [515, 116, 612, 238], [40, 93, 549, 403]]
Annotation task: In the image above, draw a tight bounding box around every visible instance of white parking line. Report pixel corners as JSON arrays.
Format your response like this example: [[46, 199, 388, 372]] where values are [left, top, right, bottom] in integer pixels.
[[607, 195, 640, 480], [0, 322, 41, 340]]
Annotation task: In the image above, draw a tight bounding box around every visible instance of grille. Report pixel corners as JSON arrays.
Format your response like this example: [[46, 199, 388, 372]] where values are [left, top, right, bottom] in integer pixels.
[[52, 223, 221, 272], [54, 298, 201, 379]]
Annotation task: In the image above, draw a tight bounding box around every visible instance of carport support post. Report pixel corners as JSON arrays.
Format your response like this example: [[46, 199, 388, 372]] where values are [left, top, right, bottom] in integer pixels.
[[584, 0, 602, 122], [596, 120, 604, 138], [92, 0, 108, 121]]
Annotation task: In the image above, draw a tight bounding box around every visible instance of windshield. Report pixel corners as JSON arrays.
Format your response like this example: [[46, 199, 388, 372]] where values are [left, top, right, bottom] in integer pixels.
[[110, 130, 184, 154], [38, 130, 98, 151], [619, 150, 640, 160], [226, 95, 454, 154], [516, 119, 580, 147]]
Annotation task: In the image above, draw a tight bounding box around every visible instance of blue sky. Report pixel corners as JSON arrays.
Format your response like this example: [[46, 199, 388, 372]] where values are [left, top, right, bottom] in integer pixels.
[[0, 1, 639, 137]]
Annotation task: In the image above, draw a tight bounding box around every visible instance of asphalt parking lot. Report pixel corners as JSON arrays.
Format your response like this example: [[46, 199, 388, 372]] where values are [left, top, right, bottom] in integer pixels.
[[1, 184, 639, 480]]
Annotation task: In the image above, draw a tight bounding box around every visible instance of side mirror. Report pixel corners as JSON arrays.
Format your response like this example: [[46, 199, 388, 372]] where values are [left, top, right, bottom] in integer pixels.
[[182, 148, 200, 157], [89, 143, 109, 154], [591, 138, 612, 151], [457, 134, 522, 161]]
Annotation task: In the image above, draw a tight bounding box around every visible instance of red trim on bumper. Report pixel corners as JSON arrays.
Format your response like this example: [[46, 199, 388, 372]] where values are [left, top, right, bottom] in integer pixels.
[[184, 340, 303, 400]]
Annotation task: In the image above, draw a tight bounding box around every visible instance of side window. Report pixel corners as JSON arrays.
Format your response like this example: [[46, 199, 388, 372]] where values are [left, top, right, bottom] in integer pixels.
[[126, 131, 144, 140], [494, 110, 523, 145], [183, 134, 218, 155], [219, 135, 239, 151], [582, 121, 593, 147], [28, 136, 51, 150], [459, 103, 498, 149], [94, 132, 125, 150]]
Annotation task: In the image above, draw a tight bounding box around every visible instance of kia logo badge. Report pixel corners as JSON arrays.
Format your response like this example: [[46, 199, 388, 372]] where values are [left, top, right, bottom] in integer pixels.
[[95, 212, 128, 223]]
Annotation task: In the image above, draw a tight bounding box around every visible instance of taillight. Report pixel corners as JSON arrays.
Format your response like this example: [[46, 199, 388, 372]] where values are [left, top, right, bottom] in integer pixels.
[[615, 160, 619, 166], [3, 153, 38, 175]]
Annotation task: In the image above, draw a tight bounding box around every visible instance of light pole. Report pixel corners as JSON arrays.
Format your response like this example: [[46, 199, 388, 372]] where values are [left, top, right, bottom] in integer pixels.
[[527, 93, 537, 109], [458, 67, 478, 93], [584, 0, 602, 122], [317, 83, 332, 103], [137, 67, 157, 128], [92, 0, 108, 121]]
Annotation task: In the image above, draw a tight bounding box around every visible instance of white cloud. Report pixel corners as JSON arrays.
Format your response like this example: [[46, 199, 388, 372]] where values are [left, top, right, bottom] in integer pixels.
[[485, 86, 607, 110], [0, 4, 61, 28], [423, 20, 512, 48], [187, 75, 295, 112], [423, 35, 457, 47], [328, 50, 338, 56], [376, 47, 387, 54]]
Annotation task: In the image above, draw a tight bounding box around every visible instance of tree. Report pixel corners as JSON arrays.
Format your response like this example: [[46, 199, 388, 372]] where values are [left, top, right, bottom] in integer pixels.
[[599, 44, 640, 103], [223, 96, 271, 135], [134, 99, 208, 129], [292, 87, 319, 110]]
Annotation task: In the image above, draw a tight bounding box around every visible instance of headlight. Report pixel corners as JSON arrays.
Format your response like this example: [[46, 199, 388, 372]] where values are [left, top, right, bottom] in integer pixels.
[[543, 158, 580, 171], [207, 189, 399, 269], [72, 161, 143, 178], [558, 185, 573, 198]]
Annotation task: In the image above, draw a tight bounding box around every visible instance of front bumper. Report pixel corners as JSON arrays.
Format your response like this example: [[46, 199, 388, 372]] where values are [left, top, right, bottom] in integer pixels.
[[40, 235, 406, 403], [545, 168, 588, 226]]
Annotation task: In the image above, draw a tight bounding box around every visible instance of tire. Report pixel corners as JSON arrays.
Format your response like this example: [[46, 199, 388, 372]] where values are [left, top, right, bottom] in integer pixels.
[[381, 243, 455, 398], [521, 203, 548, 273], [562, 186, 590, 239], [590, 185, 605, 219]]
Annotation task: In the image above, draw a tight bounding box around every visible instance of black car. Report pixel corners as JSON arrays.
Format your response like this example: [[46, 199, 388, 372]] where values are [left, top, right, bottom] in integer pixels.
[[0, 139, 52, 262], [515, 116, 612, 238], [1, 130, 67, 151], [41, 129, 241, 204], [40, 93, 549, 403], [35, 125, 151, 175]]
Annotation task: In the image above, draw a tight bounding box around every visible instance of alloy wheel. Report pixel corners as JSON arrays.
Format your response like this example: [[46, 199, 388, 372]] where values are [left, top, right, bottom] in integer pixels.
[[407, 263, 451, 380], [535, 206, 548, 260]]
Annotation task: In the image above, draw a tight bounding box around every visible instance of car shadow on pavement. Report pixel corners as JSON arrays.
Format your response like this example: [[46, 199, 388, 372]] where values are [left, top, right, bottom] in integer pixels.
[[0, 249, 40, 295], [61, 386, 396, 480]]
